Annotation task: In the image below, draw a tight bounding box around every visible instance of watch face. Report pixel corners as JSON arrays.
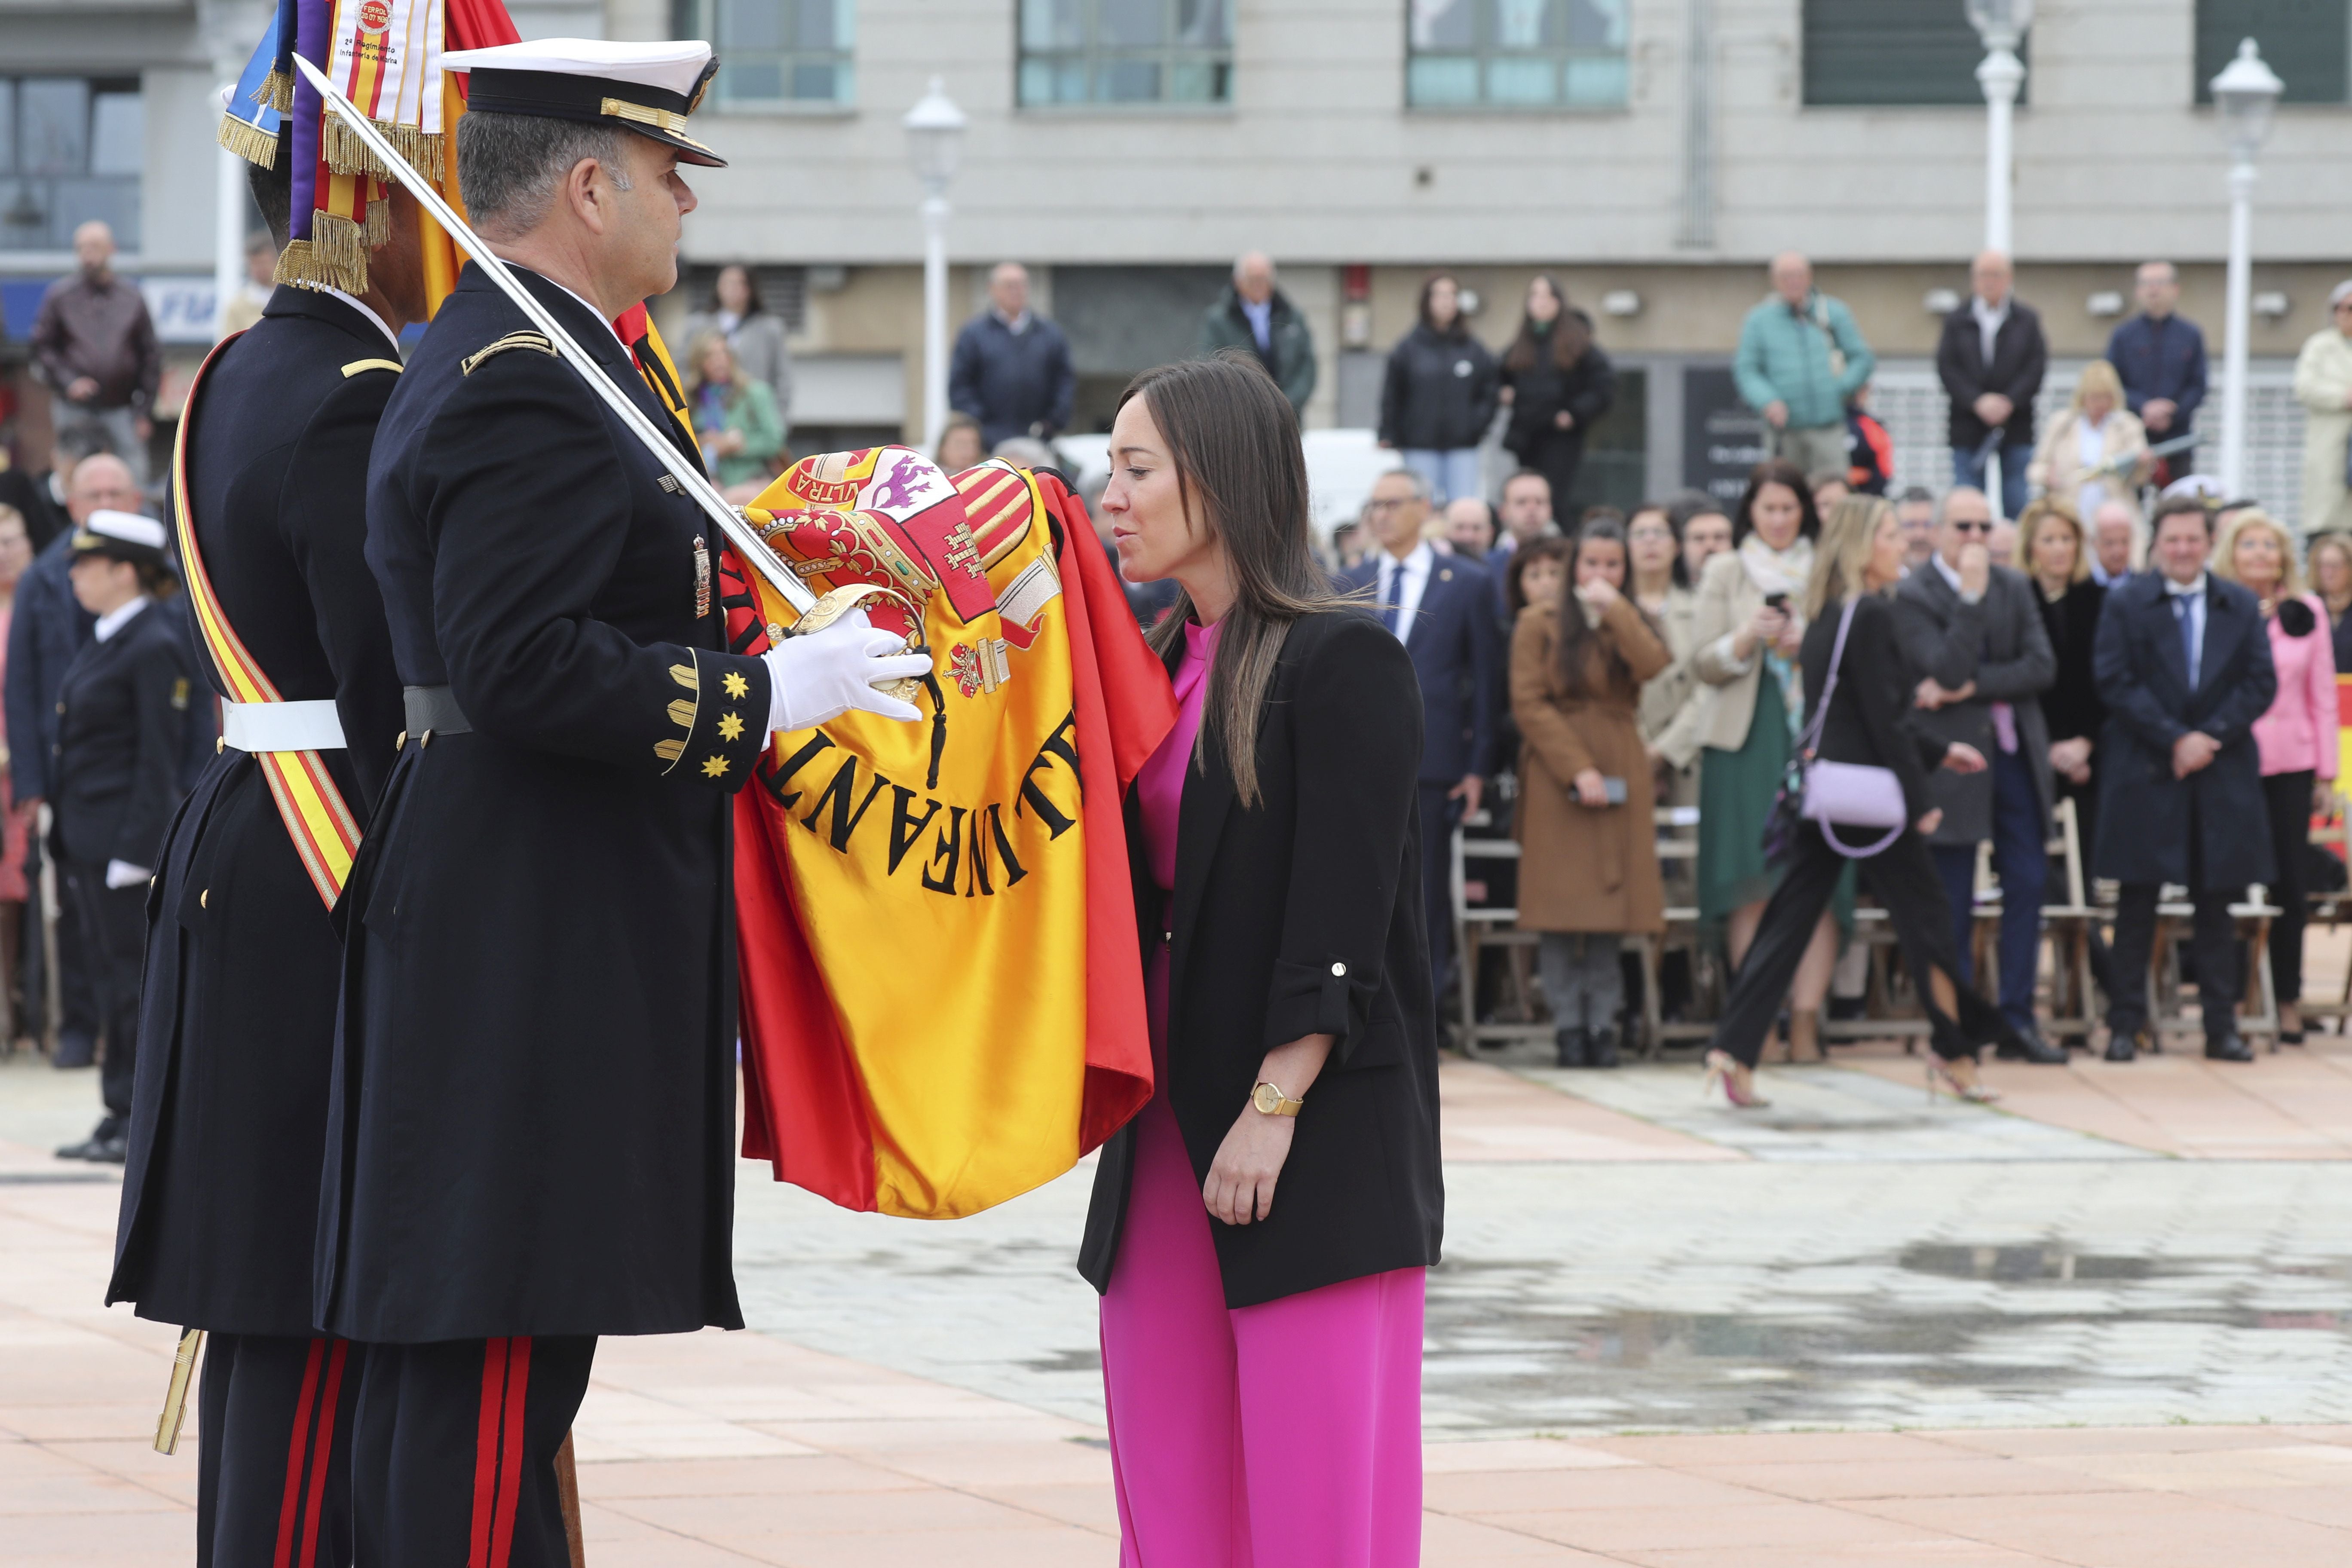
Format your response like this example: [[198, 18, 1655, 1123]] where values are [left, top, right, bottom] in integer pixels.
[[1253, 1083, 1280, 1114]]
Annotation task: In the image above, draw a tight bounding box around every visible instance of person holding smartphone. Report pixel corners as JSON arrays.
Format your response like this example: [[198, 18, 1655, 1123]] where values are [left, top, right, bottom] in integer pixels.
[[1510, 517, 1672, 1066]]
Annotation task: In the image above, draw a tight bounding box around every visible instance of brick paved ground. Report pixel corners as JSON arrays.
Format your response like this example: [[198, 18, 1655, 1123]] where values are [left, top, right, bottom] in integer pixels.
[[9, 934, 2352, 1563]]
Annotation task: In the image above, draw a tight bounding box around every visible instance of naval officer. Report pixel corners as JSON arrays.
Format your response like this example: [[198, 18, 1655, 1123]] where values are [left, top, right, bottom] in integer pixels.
[[105, 125, 421, 1564], [48, 511, 199, 1167], [318, 37, 927, 1563]]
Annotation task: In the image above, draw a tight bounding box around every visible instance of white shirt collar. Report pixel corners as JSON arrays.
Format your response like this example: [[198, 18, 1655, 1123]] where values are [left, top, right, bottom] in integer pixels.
[[2165, 571, 2208, 596], [94, 595, 150, 643], [320, 287, 401, 350], [1932, 553, 1963, 592], [994, 308, 1033, 334], [1383, 540, 1434, 581], [547, 279, 626, 343]]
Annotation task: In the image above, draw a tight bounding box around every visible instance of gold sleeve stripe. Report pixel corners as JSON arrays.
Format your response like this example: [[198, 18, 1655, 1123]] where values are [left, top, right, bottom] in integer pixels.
[[668, 699, 697, 729], [654, 738, 686, 763], [669, 663, 699, 692], [341, 358, 403, 378]]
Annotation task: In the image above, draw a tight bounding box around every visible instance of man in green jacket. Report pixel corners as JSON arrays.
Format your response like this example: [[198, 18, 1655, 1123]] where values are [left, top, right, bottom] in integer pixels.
[[1199, 252, 1317, 416], [1733, 251, 1875, 481]]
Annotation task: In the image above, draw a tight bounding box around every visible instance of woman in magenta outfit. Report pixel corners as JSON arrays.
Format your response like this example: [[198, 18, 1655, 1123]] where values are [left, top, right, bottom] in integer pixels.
[[1078, 354, 1442, 1567]]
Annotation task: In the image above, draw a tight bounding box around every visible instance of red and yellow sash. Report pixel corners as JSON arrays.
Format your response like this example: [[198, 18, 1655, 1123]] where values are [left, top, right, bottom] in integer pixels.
[[170, 333, 365, 908]]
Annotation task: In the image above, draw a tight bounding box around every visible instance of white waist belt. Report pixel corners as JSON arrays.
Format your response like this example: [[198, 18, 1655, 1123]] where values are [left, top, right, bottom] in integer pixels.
[[220, 698, 348, 753]]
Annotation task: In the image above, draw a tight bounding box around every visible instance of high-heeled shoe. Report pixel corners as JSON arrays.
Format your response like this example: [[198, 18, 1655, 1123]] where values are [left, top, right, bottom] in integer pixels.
[[1926, 1057, 2001, 1104], [1702, 1048, 1770, 1109]]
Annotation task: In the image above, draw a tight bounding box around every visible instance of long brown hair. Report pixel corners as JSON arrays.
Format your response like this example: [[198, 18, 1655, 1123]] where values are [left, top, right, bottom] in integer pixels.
[[1129, 353, 1350, 808], [1502, 275, 1592, 374], [1735, 458, 1822, 546], [1416, 270, 1467, 337], [1804, 495, 1892, 619]]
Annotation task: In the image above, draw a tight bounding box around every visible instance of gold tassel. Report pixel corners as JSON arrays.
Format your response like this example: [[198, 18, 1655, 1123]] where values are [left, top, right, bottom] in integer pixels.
[[363, 196, 389, 246], [323, 117, 443, 182], [273, 217, 370, 295], [215, 115, 279, 169], [257, 69, 294, 113]]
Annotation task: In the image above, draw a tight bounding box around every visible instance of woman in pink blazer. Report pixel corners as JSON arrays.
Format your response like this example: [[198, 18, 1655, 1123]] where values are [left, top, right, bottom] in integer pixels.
[[2217, 509, 2339, 1042]]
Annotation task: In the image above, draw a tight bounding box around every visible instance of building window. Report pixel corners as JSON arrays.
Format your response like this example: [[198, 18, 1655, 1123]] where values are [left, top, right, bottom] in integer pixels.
[[2196, 2, 2349, 104], [1406, 0, 1629, 110], [1018, 0, 1234, 107], [1801, 0, 2025, 107], [0, 77, 142, 252], [673, 0, 855, 108]]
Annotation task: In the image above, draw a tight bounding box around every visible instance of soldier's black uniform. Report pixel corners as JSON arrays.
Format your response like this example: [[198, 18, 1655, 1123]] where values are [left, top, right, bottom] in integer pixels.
[[323, 263, 769, 1563], [106, 286, 405, 1567], [50, 589, 197, 1139]]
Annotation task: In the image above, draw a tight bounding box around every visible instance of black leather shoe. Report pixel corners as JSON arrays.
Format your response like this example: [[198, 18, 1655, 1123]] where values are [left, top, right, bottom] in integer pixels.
[[1587, 1026, 1622, 1069], [1554, 1026, 1587, 1069], [55, 1118, 124, 1162], [1997, 1026, 2070, 1065], [2205, 1032, 2256, 1063], [2103, 1026, 2145, 1063], [51, 1033, 94, 1069]]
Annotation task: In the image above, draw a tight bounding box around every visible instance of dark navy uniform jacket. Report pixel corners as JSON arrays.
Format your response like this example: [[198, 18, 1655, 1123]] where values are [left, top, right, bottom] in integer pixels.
[[109, 286, 406, 1335], [49, 600, 195, 871], [1336, 551, 1501, 783], [317, 264, 771, 1343]]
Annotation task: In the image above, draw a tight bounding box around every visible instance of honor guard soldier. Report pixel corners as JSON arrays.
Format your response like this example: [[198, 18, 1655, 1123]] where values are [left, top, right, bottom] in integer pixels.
[[322, 38, 926, 1563], [103, 131, 421, 1563], [47, 511, 199, 1161]]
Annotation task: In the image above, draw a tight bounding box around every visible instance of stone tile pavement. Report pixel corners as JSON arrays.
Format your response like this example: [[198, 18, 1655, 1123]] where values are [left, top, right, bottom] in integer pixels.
[[10, 1025, 2352, 1562]]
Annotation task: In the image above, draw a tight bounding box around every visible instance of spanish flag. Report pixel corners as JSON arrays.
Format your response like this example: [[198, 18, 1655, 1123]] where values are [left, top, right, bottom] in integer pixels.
[[726, 450, 1176, 1218]]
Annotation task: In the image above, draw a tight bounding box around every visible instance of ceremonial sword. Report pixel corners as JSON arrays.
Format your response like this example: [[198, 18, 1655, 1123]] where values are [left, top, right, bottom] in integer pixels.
[[291, 52, 818, 616]]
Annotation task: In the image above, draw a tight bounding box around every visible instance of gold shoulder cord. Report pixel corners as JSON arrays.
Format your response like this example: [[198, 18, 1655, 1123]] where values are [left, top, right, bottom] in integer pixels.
[[461, 332, 557, 376]]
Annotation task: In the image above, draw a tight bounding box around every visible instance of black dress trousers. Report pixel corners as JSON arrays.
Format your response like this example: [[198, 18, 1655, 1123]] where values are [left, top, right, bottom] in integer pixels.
[[59, 858, 144, 1121], [196, 1334, 363, 1568], [350, 1335, 595, 1568], [2107, 797, 2240, 1042]]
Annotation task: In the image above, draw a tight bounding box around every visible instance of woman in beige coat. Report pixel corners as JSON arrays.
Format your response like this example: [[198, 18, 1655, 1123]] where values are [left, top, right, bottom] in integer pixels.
[[1688, 460, 1842, 1059], [2027, 360, 2150, 527], [2294, 283, 2352, 536], [1513, 518, 1671, 1068]]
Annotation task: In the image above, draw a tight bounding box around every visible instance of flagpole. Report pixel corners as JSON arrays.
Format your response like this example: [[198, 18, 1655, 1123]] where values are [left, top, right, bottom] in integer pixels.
[[290, 53, 817, 616]]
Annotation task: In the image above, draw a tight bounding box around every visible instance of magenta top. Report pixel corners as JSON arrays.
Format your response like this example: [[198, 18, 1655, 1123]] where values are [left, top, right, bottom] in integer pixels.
[[1135, 619, 1220, 894], [2254, 592, 2340, 780]]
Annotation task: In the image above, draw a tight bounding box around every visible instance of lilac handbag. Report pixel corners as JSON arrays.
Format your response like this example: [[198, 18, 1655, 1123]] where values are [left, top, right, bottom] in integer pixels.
[[1793, 596, 1909, 858]]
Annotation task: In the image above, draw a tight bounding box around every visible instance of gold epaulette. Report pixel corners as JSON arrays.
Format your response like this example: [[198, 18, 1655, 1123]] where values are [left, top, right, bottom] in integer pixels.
[[461, 332, 557, 376], [341, 358, 403, 378]]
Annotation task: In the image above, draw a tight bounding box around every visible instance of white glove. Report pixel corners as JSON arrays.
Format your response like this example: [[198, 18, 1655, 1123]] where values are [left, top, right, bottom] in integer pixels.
[[763, 609, 930, 733], [105, 859, 151, 889]]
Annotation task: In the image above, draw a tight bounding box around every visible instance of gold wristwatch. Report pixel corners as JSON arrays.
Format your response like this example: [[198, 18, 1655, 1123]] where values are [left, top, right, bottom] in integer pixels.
[[1252, 1081, 1304, 1117]]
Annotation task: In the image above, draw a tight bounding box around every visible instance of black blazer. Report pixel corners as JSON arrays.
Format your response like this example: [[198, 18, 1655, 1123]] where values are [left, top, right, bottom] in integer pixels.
[[1800, 593, 1948, 824], [2037, 578, 2107, 750], [50, 602, 195, 870], [1079, 610, 1444, 1309], [2091, 572, 2276, 890], [1937, 299, 2047, 449]]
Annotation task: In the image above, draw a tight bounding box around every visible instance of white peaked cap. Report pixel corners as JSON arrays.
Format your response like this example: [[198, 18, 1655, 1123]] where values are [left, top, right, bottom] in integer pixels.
[[441, 38, 713, 98], [83, 510, 169, 551]]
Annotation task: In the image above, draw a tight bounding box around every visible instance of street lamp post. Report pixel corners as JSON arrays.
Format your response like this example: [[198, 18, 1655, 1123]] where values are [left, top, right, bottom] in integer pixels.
[[1966, 0, 2033, 254], [2211, 37, 2284, 497], [903, 78, 968, 452]]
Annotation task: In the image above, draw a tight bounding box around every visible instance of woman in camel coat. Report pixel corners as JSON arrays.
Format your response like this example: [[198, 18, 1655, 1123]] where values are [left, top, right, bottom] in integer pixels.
[[1512, 519, 1671, 1069]]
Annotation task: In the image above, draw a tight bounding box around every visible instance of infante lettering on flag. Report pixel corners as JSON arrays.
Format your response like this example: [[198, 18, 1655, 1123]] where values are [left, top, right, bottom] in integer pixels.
[[727, 449, 1176, 1219]]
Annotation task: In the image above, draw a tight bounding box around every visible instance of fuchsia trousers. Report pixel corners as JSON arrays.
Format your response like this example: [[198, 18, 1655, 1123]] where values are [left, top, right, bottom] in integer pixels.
[[1098, 958, 1425, 1566]]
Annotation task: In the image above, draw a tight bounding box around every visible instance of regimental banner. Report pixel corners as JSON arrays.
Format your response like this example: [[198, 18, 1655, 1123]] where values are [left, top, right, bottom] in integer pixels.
[[729, 450, 1174, 1219]]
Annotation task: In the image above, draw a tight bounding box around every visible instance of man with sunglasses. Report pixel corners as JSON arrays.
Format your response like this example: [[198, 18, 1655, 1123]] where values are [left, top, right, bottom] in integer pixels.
[[1892, 487, 2068, 1063]]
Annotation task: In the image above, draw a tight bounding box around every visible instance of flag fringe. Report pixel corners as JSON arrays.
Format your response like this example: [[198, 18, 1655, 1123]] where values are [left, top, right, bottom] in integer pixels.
[[256, 69, 294, 114], [323, 116, 443, 183], [216, 116, 280, 169], [272, 213, 370, 296], [364, 196, 389, 246]]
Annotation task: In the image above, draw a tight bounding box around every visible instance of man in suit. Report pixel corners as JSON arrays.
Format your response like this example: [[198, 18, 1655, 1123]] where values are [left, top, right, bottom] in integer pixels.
[[1893, 487, 2068, 1063], [949, 263, 1077, 448], [1937, 250, 2047, 520], [1340, 466, 1498, 1001], [330, 40, 927, 1562], [2107, 261, 2207, 480], [2093, 497, 2275, 1063]]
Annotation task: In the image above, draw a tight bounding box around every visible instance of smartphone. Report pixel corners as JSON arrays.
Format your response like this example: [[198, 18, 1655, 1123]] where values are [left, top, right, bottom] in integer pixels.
[[1583, 777, 1628, 806], [1762, 592, 1789, 611]]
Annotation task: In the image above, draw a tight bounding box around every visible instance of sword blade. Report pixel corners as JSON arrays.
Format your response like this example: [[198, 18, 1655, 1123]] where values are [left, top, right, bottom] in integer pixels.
[[290, 52, 815, 614]]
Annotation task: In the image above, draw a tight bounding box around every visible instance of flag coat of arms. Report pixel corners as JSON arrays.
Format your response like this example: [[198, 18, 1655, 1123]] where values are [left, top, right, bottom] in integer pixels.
[[727, 450, 1175, 1218]]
